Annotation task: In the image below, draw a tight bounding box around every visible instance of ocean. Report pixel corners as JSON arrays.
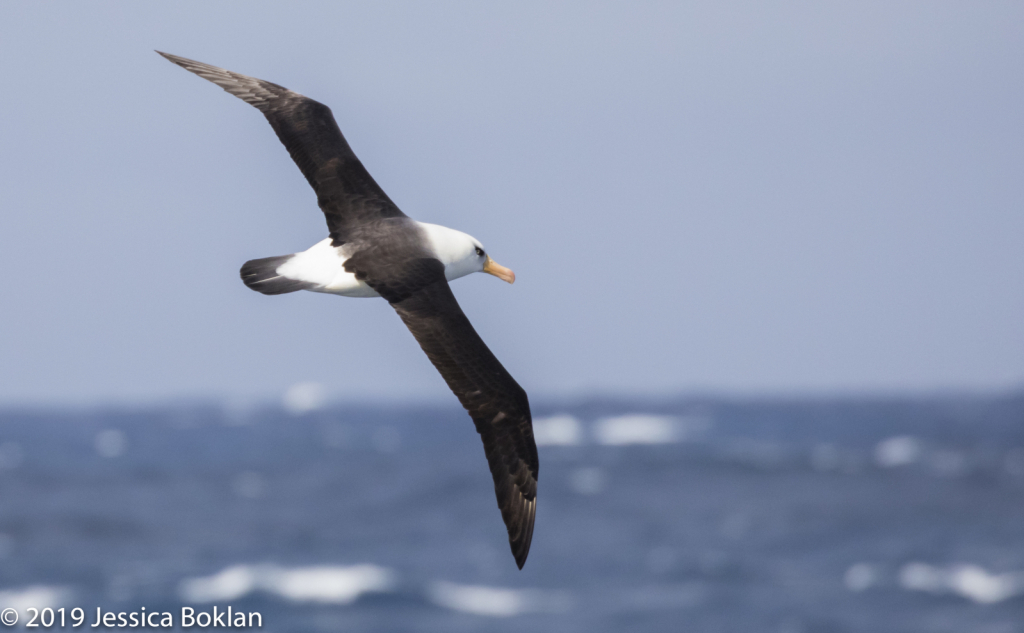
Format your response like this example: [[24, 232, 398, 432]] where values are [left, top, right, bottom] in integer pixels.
[[1, 393, 1023, 632]]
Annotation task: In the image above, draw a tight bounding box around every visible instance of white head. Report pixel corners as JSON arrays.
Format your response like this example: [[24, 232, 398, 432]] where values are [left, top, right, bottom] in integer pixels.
[[418, 222, 516, 284]]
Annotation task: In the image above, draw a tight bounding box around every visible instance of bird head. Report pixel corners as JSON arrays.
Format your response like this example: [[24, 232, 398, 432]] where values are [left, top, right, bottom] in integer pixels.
[[420, 223, 516, 284], [474, 244, 516, 284]]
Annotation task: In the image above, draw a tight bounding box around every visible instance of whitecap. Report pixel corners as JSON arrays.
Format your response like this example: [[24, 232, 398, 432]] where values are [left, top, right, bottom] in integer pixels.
[[179, 565, 256, 602], [531, 415, 583, 446], [593, 414, 680, 445], [948, 565, 1024, 604], [0, 585, 72, 617], [427, 581, 570, 617], [262, 565, 395, 604], [428, 581, 523, 617], [179, 564, 395, 605], [282, 382, 325, 415], [874, 436, 920, 467], [898, 561, 1024, 604]]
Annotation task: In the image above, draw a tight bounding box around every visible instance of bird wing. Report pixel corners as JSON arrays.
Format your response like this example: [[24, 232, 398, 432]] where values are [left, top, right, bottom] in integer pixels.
[[158, 52, 405, 243], [348, 254, 538, 568]]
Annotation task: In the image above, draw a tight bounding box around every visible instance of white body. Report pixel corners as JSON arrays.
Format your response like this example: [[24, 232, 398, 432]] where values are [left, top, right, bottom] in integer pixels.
[[275, 222, 486, 298]]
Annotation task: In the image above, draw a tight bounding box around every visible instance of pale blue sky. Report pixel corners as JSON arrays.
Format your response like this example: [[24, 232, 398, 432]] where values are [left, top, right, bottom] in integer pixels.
[[1, 2, 1022, 405]]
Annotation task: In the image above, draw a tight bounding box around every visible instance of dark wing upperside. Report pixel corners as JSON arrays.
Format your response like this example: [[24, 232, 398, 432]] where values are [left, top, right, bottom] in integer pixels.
[[353, 256, 538, 568], [157, 52, 405, 243]]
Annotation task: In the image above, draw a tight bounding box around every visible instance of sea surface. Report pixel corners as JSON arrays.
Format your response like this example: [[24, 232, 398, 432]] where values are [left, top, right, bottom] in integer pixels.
[[1, 393, 1024, 632]]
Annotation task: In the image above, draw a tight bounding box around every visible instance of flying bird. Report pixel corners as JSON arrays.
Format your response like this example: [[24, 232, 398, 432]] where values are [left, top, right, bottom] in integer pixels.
[[158, 52, 538, 568]]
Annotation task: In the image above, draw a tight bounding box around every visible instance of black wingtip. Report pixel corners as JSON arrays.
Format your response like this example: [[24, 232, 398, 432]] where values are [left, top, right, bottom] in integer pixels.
[[155, 51, 198, 71], [156, 50, 188, 69], [514, 544, 529, 570], [511, 497, 536, 569], [512, 537, 531, 569]]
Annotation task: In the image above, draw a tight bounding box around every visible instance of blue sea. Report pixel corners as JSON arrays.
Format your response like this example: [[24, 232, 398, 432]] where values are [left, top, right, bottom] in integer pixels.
[[2, 393, 1024, 632]]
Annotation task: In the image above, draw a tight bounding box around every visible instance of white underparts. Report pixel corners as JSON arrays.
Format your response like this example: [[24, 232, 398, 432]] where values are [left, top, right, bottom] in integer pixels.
[[271, 224, 486, 298], [276, 238, 380, 297]]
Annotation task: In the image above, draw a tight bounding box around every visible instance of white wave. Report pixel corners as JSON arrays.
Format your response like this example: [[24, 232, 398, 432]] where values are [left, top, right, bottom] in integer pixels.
[[428, 581, 570, 617], [899, 562, 1024, 604], [947, 565, 1024, 604], [282, 382, 326, 415], [874, 436, 920, 467], [179, 565, 256, 602], [593, 414, 686, 445], [179, 564, 395, 605], [532, 415, 583, 446], [264, 565, 394, 604], [0, 585, 72, 617]]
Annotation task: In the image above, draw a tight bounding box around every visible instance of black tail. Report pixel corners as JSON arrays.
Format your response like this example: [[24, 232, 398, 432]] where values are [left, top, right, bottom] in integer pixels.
[[239, 255, 314, 295]]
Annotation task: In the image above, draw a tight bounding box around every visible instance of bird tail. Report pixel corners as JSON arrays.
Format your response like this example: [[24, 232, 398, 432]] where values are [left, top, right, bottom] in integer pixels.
[[239, 255, 314, 295]]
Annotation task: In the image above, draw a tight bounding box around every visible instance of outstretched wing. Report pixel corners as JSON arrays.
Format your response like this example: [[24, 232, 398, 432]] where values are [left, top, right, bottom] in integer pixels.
[[157, 52, 405, 243], [361, 257, 538, 568]]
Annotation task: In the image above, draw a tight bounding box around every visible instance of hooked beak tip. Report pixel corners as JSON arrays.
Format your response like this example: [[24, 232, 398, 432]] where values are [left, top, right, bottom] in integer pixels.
[[484, 257, 516, 284]]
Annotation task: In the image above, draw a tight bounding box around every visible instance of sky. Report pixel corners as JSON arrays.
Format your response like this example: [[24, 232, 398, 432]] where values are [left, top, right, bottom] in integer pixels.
[[0, 2, 1022, 406]]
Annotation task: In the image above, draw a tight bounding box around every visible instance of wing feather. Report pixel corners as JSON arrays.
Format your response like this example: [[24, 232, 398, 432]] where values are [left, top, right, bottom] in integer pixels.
[[157, 52, 405, 242], [379, 263, 538, 568]]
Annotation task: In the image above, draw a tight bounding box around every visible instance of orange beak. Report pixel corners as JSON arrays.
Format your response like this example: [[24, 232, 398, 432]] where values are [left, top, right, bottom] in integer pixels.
[[483, 256, 515, 284]]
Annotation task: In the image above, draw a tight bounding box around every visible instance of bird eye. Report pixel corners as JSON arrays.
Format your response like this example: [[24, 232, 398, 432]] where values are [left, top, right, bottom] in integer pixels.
[[475, 247, 485, 257]]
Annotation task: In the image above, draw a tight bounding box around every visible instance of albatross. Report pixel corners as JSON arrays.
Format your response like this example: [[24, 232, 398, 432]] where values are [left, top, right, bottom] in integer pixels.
[[158, 52, 538, 569]]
